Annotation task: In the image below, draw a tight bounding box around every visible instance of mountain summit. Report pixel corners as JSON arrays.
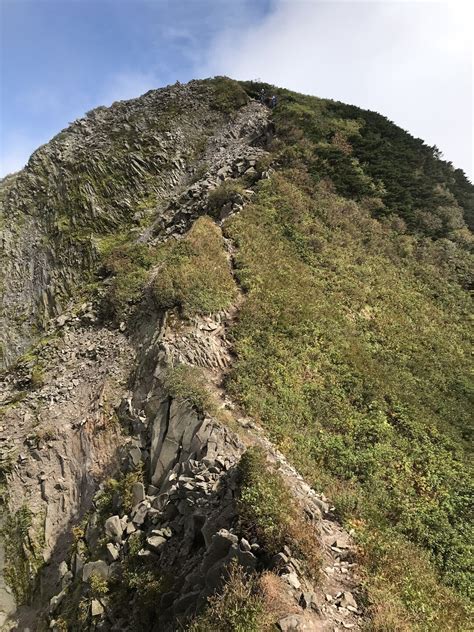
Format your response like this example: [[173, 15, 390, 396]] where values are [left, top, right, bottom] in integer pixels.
[[0, 77, 472, 631]]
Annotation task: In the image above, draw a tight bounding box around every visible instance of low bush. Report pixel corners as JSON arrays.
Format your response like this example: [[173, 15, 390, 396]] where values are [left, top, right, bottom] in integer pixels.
[[224, 168, 472, 627], [237, 447, 321, 579], [162, 364, 217, 415], [210, 77, 249, 114], [360, 529, 469, 631], [1, 505, 45, 604], [187, 562, 268, 632], [151, 216, 237, 316], [100, 236, 157, 321], [94, 469, 143, 521]]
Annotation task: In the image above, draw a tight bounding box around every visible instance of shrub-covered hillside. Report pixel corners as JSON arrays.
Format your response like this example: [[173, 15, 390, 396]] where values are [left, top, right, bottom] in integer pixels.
[[243, 82, 473, 241], [223, 82, 473, 629]]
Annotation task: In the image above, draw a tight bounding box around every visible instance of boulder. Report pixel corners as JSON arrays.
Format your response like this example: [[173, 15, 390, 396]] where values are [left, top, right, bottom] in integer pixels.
[[200, 529, 238, 574], [132, 502, 149, 526], [104, 515, 123, 543], [106, 542, 120, 563], [131, 481, 145, 506], [299, 591, 318, 611], [338, 591, 358, 610], [278, 615, 314, 631], [146, 534, 167, 552], [91, 599, 104, 616], [282, 572, 301, 590], [240, 537, 251, 552]]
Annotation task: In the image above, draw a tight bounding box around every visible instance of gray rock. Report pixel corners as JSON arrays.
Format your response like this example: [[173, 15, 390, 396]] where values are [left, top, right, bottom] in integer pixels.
[[201, 529, 238, 574], [104, 515, 123, 543], [132, 481, 145, 506], [146, 534, 167, 552], [314, 497, 329, 514], [49, 589, 67, 613], [278, 614, 311, 631], [91, 599, 104, 616], [172, 590, 201, 616], [72, 553, 84, 578], [270, 552, 289, 569], [226, 545, 257, 571], [126, 521, 137, 535], [132, 502, 149, 526], [299, 591, 318, 610], [106, 542, 120, 562], [61, 571, 73, 590], [282, 571, 301, 590], [129, 446, 142, 467], [338, 591, 358, 610], [240, 537, 251, 552]]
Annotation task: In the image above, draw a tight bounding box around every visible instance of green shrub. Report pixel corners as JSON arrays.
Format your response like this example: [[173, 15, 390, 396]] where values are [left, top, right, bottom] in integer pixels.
[[360, 528, 469, 631], [94, 469, 143, 521], [162, 364, 217, 415], [106, 531, 168, 630], [210, 77, 249, 114], [187, 562, 268, 632], [224, 168, 472, 626], [237, 447, 321, 578], [1, 505, 45, 604], [100, 236, 157, 321], [151, 216, 237, 316]]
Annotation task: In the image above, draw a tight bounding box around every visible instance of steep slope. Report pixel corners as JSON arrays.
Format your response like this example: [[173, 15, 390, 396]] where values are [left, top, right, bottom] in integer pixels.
[[0, 77, 472, 632], [0, 78, 254, 366]]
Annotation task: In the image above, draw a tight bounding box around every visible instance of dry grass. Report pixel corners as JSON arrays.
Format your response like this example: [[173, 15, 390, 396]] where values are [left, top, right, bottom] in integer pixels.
[[259, 571, 299, 621], [237, 447, 322, 580], [151, 216, 237, 317], [187, 562, 269, 632]]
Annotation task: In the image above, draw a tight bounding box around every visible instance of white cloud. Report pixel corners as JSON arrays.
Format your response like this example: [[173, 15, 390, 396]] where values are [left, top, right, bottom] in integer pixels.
[[200, 0, 473, 179]]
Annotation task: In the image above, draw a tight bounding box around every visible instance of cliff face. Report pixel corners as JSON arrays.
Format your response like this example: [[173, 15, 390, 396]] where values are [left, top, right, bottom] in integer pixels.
[[0, 78, 472, 632], [0, 78, 263, 366]]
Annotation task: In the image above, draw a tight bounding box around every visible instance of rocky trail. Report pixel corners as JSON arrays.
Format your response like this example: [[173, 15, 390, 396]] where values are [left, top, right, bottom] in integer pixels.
[[1, 81, 365, 631]]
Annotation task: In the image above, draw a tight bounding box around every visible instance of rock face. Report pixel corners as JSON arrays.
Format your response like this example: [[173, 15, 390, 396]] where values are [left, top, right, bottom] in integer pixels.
[[0, 78, 269, 367], [0, 78, 363, 632]]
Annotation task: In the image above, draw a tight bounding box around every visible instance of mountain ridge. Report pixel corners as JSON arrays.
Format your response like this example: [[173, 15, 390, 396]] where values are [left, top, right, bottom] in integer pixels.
[[0, 77, 472, 631]]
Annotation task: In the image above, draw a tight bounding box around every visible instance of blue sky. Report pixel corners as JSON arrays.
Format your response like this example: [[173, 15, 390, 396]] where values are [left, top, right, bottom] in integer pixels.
[[1, 0, 472, 179]]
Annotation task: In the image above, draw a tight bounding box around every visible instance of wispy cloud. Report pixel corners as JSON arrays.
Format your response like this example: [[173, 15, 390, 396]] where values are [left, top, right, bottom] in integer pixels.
[[200, 0, 473, 179]]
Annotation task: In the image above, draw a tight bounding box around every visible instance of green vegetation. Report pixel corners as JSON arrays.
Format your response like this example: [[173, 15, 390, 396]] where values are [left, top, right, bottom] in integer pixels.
[[151, 216, 237, 316], [163, 364, 217, 416], [94, 469, 144, 522], [107, 531, 168, 630], [327, 101, 474, 233], [237, 447, 321, 578], [224, 160, 472, 628], [210, 77, 249, 114], [1, 505, 45, 604], [99, 235, 158, 321], [241, 80, 473, 240], [187, 562, 268, 632]]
